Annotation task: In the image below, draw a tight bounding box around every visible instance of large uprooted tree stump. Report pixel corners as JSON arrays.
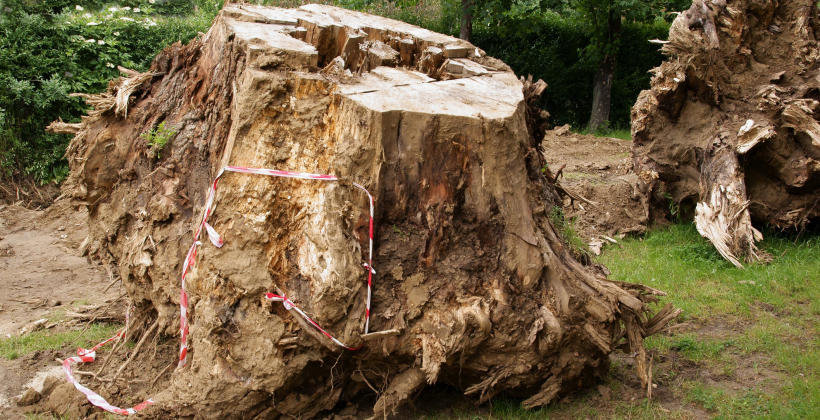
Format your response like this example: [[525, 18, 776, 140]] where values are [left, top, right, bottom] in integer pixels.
[[633, 0, 820, 267], [52, 4, 674, 417]]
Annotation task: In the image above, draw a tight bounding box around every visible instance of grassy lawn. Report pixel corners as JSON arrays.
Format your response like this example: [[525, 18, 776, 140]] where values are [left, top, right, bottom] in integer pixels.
[[600, 224, 819, 419], [575, 127, 632, 141], [0, 323, 121, 360], [423, 224, 819, 419]]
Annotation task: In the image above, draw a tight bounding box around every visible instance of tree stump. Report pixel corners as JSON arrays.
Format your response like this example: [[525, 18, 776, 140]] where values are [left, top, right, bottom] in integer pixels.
[[58, 4, 670, 417], [632, 0, 820, 267]]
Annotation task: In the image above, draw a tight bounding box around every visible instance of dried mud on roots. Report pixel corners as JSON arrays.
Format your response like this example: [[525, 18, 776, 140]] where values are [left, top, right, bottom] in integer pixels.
[[632, 0, 820, 267]]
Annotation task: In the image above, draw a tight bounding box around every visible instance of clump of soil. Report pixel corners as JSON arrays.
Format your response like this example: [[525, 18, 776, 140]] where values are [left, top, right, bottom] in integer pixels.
[[632, 0, 820, 266], [541, 126, 647, 253], [48, 4, 674, 418]]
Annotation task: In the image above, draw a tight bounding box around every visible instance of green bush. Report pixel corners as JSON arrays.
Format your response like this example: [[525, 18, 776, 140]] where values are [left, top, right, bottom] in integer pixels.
[[0, 0, 222, 183], [142, 120, 176, 159]]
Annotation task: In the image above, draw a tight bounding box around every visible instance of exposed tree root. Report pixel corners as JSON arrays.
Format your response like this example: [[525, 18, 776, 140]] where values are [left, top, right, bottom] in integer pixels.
[[633, 0, 820, 265]]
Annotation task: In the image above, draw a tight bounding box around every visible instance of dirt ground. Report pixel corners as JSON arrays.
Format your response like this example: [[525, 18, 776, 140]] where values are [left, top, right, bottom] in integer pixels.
[[541, 126, 648, 254], [0, 201, 114, 336], [0, 201, 119, 418]]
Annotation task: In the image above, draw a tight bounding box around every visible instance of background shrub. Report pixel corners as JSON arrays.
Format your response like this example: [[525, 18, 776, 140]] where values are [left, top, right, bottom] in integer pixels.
[[471, 9, 672, 129], [0, 0, 221, 183]]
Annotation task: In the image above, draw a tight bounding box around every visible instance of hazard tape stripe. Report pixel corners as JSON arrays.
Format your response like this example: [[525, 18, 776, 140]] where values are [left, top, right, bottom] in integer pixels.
[[63, 165, 376, 415]]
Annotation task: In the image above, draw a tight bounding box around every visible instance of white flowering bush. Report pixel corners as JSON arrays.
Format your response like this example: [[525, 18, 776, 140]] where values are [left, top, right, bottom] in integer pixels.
[[0, 0, 223, 182], [62, 1, 221, 86]]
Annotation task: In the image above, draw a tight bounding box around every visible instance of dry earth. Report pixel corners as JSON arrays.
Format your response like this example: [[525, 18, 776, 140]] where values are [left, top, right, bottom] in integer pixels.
[[541, 126, 648, 255], [0, 202, 119, 418]]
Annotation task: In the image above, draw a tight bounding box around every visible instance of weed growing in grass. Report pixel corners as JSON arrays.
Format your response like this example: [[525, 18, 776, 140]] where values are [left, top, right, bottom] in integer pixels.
[[0, 323, 121, 360], [645, 333, 734, 362], [549, 206, 590, 261]]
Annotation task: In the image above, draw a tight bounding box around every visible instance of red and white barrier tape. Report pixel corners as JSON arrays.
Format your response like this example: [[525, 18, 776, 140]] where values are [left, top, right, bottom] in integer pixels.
[[178, 165, 376, 364], [63, 307, 156, 415], [64, 165, 376, 415], [264, 293, 358, 350]]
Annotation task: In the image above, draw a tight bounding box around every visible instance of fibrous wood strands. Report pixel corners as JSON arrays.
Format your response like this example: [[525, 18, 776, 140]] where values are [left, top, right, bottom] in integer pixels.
[[632, 0, 820, 267]]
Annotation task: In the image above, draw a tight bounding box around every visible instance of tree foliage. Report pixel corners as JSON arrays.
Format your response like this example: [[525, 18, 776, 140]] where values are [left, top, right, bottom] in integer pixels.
[[469, 0, 688, 128], [562, 0, 689, 63], [0, 0, 692, 183], [0, 0, 221, 183]]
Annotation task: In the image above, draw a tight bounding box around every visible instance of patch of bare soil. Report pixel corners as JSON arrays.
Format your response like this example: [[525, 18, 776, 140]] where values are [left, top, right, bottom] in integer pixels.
[[0, 177, 60, 209], [0, 201, 112, 335], [0, 201, 118, 418], [0, 351, 65, 419], [541, 126, 647, 254]]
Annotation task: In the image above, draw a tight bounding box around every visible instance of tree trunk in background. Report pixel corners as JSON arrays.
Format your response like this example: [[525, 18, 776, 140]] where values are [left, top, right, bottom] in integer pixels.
[[588, 7, 622, 132], [460, 0, 473, 41], [588, 54, 615, 131]]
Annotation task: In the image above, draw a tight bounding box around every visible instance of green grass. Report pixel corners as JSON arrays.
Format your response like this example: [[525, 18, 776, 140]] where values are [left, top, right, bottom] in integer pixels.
[[561, 171, 598, 181], [598, 224, 820, 319], [645, 333, 735, 363], [576, 126, 632, 141], [549, 205, 590, 261], [0, 323, 121, 360], [683, 378, 820, 419], [597, 224, 820, 419], [431, 224, 819, 418]]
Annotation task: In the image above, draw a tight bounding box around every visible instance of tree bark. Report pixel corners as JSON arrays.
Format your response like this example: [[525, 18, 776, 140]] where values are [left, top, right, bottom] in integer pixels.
[[460, 0, 473, 41], [588, 8, 621, 132], [588, 54, 615, 131], [56, 4, 672, 418]]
